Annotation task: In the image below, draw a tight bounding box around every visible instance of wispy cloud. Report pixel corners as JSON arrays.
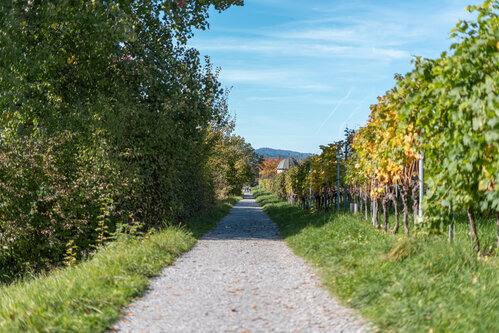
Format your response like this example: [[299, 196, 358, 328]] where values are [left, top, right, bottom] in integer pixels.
[[247, 94, 344, 105], [220, 69, 292, 83], [192, 38, 410, 61], [247, 96, 282, 102], [336, 93, 371, 137], [317, 87, 353, 133], [219, 68, 337, 92]]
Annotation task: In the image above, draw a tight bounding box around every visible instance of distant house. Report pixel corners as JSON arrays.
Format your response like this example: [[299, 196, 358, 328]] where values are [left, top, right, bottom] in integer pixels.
[[276, 157, 299, 174]]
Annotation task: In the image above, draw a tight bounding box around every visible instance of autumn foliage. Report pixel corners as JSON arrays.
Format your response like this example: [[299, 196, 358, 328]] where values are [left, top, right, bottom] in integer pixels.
[[259, 158, 283, 179]]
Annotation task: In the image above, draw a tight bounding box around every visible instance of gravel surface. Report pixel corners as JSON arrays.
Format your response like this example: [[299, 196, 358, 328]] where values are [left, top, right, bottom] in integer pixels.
[[113, 195, 371, 333]]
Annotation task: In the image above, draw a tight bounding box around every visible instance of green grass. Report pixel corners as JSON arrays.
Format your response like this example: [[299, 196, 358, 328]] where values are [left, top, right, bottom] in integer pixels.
[[253, 190, 499, 333], [0, 196, 240, 333]]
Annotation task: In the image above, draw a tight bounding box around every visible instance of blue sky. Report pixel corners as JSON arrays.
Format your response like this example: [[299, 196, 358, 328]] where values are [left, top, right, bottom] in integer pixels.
[[188, 0, 481, 154]]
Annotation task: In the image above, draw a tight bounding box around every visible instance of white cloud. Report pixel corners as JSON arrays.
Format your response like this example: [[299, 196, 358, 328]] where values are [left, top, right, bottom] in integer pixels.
[[247, 96, 282, 101], [276, 28, 358, 43], [220, 68, 338, 92], [192, 38, 410, 61], [298, 84, 336, 92], [247, 94, 340, 104], [220, 69, 290, 83]]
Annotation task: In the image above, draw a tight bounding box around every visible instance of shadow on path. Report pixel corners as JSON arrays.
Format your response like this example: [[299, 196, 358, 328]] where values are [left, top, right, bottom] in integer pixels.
[[115, 192, 370, 333], [202, 194, 281, 241]]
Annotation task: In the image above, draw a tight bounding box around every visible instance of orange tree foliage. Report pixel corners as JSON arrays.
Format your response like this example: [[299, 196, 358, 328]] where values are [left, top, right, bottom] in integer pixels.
[[259, 157, 282, 179]]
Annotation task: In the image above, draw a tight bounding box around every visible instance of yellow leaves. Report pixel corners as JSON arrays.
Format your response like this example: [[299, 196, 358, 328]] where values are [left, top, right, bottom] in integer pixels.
[[349, 88, 421, 187], [67, 55, 76, 65], [50, 23, 57, 29], [478, 177, 495, 192], [392, 136, 402, 146], [386, 162, 401, 175], [403, 134, 412, 145], [371, 186, 385, 199]]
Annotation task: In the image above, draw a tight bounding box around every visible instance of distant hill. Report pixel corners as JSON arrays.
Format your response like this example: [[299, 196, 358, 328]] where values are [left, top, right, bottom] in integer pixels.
[[256, 147, 313, 161]]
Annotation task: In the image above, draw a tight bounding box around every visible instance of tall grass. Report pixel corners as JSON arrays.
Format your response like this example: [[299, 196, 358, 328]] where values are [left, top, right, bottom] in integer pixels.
[[0, 196, 240, 333], [254, 191, 499, 333]]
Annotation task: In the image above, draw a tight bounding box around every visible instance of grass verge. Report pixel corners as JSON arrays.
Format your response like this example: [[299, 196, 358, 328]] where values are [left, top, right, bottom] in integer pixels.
[[253, 190, 499, 333], [0, 196, 240, 333]]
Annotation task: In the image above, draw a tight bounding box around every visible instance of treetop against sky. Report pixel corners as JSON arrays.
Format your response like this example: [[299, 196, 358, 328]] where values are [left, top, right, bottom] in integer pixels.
[[188, 0, 482, 153]]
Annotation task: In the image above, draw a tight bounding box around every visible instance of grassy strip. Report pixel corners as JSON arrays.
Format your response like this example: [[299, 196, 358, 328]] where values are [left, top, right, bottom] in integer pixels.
[[0, 196, 240, 333], [253, 190, 499, 333]]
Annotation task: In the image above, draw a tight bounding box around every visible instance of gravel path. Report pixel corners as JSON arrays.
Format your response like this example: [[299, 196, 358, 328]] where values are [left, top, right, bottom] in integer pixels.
[[113, 195, 371, 333]]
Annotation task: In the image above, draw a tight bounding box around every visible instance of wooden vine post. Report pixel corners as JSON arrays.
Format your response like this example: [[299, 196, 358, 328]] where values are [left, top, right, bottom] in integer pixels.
[[418, 151, 424, 221], [337, 151, 341, 211]]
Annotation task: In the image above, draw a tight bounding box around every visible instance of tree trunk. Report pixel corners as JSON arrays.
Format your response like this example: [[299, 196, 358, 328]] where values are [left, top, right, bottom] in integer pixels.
[[392, 190, 400, 234], [467, 207, 480, 252], [364, 188, 369, 221], [359, 188, 362, 211], [372, 198, 379, 228], [401, 192, 409, 236], [382, 195, 389, 232]]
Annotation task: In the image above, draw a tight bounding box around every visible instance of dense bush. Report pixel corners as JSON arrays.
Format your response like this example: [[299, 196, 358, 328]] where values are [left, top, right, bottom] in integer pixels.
[[0, 0, 254, 281]]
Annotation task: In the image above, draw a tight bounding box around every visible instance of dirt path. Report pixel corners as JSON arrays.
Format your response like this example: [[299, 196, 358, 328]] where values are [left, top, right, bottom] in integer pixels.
[[114, 195, 370, 332]]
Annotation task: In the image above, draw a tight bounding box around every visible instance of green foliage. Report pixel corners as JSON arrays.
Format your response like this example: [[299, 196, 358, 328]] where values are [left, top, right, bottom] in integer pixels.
[[95, 199, 114, 248], [207, 134, 261, 198], [63, 240, 78, 268], [0, 0, 245, 281], [400, 1, 498, 215], [396, 0, 498, 249]]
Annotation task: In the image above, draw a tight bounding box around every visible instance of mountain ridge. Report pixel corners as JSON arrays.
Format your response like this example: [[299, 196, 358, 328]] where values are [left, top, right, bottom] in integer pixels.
[[255, 147, 313, 161]]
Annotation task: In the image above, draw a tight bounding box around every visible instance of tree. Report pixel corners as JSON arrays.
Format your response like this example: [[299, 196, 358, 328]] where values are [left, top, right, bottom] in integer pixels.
[[0, 0, 244, 278], [260, 157, 282, 179]]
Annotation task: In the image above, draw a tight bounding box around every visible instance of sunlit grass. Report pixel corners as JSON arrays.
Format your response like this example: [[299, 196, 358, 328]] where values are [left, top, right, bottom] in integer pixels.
[[254, 190, 499, 333], [0, 196, 240, 333]]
